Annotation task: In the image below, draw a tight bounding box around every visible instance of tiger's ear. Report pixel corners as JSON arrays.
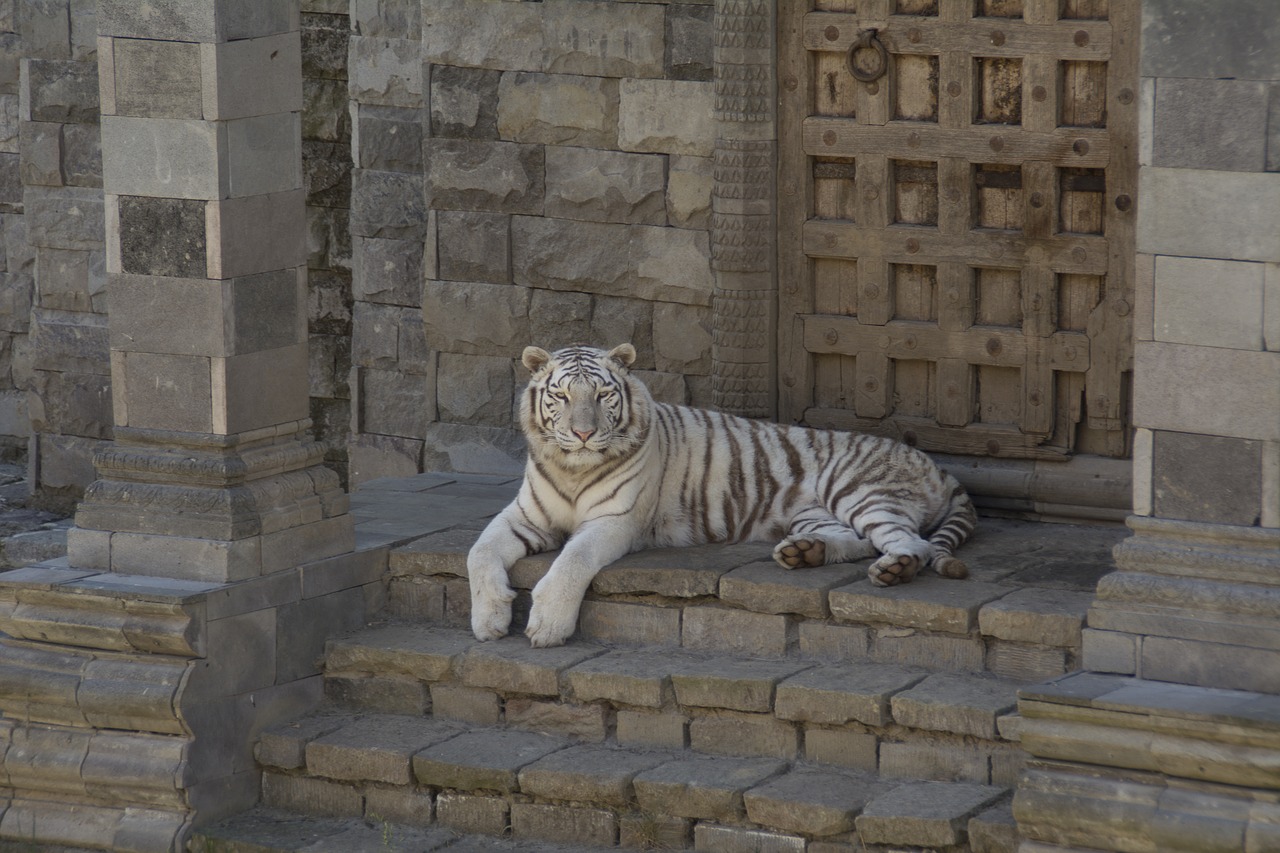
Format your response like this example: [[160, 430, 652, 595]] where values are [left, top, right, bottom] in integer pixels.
[[522, 346, 552, 374], [607, 343, 637, 371]]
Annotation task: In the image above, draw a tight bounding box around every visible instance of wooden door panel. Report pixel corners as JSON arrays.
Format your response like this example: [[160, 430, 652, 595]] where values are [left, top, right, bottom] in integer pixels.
[[779, 0, 1136, 460]]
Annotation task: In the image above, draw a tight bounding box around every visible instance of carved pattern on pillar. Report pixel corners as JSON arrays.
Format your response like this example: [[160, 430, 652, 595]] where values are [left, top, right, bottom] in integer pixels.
[[712, 0, 776, 418]]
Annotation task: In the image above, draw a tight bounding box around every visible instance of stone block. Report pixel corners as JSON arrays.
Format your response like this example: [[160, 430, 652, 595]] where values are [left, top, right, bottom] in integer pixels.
[[360, 368, 433, 438], [425, 138, 544, 215], [353, 236, 423, 308], [430, 64, 500, 140], [351, 300, 401, 368], [226, 113, 303, 197], [115, 195, 206, 278], [430, 684, 501, 726], [802, 726, 878, 771], [519, 743, 669, 807], [307, 715, 460, 785], [60, 122, 100, 189], [109, 38, 201, 119], [592, 542, 757, 597], [324, 673, 428, 714], [351, 0, 420, 39], [27, 369, 110, 438], [303, 77, 351, 143], [350, 168, 426, 241], [619, 79, 714, 157], [1152, 431, 1262, 525], [1138, 167, 1280, 264], [670, 656, 807, 713], [419, 421, 524, 477], [564, 648, 681, 709], [544, 146, 665, 226], [590, 296, 655, 366], [421, 0, 544, 72], [275, 588, 366, 682], [23, 59, 97, 124], [207, 189, 307, 279], [1081, 628, 1138, 675], [347, 35, 421, 108], [776, 662, 926, 727], [690, 711, 799, 759], [633, 755, 788, 822], [1133, 341, 1280, 441], [745, 767, 893, 837], [256, 714, 351, 770], [693, 825, 805, 853], [880, 739, 992, 782], [363, 786, 434, 828], [99, 0, 296, 41], [970, 802, 1018, 853], [461, 636, 604, 696], [578, 599, 680, 647], [891, 673, 1020, 739], [985, 642, 1068, 682], [0, 94, 18, 153], [832, 577, 1015, 634], [652, 301, 713, 374], [620, 813, 691, 850], [19, 121, 61, 187], [666, 4, 715, 81], [353, 104, 421, 172], [434, 793, 508, 836], [112, 350, 212, 433], [214, 343, 311, 434], [798, 622, 871, 660], [513, 216, 714, 307], [203, 34, 303, 122], [437, 211, 510, 284], [301, 12, 349, 80], [506, 697, 609, 742], [1151, 78, 1269, 172], [412, 728, 566, 793], [1141, 635, 1280, 694], [497, 72, 617, 148], [436, 352, 515, 428], [978, 588, 1094, 647], [423, 279, 530, 358], [510, 802, 617, 847], [528, 289, 593, 352], [616, 709, 687, 749], [856, 781, 1006, 848], [35, 247, 102, 314], [261, 771, 362, 817], [1266, 263, 1279, 352], [1140, 1, 1280, 80], [1153, 255, 1265, 351], [682, 606, 792, 657], [542, 0, 663, 78], [27, 186, 104, 252], [870, 628, 987, 673]]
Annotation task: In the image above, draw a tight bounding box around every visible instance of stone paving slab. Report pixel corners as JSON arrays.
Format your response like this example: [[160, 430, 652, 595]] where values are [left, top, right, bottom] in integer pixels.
[[306, 715, 463, 785], [719, 559, 866, 618], [668, 655, 813, 713], [256, 713, 355, 771], [1022, 671, 1280, 729], [517, 742, 673, 807], [829, 575, 1017, 634], [461, 636, 606, 696], [563, 647, 684, 708], [774, 661, 928, 727], [632, 754, 788, 822], [742, 767, 898, 836], [412, 728, 567, 793], [978, 587, 1095, 647], [591, 541, 765, 598], [855, 780, 1008, 847], [890, 673, 1022, 739], [325, 623, 478, 679]]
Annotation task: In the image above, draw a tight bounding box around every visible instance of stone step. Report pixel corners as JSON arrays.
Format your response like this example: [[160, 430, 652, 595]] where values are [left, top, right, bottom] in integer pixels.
[[321, 622, 1028, 787], [387, 516, 1122, 682], [252, 711, 1016, 852]]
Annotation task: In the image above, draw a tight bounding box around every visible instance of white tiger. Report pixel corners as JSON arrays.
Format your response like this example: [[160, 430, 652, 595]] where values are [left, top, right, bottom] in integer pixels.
[[468, 343, 977, 647]]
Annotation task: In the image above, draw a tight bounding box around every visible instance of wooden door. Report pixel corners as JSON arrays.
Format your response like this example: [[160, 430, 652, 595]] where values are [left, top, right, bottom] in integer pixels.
[[778, 0, 1136, 461]]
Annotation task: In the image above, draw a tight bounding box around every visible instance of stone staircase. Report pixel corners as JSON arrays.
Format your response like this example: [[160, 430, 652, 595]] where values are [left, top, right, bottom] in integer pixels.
[[193, 473, 1126, 852]]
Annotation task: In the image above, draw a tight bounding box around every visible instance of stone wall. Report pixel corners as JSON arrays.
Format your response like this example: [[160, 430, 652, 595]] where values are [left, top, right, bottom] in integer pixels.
[[348, 0, 717, 483]]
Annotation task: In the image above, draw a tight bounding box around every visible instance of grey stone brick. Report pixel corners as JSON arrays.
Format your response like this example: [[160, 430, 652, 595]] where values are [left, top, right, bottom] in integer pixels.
[[419, 421, 524, 478], [978, 587, 1093, 648], [434, 792, 508, 837], [261, 771, 362, 817], [506, 697, 609, 742], [27, 186, 104, 252], [413, 728, 566, 793], [498, 72, 618, 148], [1153, 255, 1265, 351], [592, 541, 759, 598], [438, 211, 510, 284], [666, 4, 714, 82], [422, 0, 545, 72], [348, 35, 421, 108], [1152, 78, 1269, 172], [98, 0, 296, 42], [578, 599, 680, 647], [110, 38, 201, 119], [682, 606, 792, 658], [879, 740, 992, 783], [855, 780, 1006, 848], [528, 289, 593, 353], [544, 146, 667, 227], [542, 0, 663, 78], [798, 622, 871, 661], [430, 65, 500, 140], [19, 121, 61, 187], [303, 77, 351, 143], [360, 367, 433, 438], [633, 755, 788, 822], [23, 59, 97, 124], [353, 104, 420, 172], [207, 189, 307, 279], [719, 560, 863, 619], [831, 576, 1016, 634], [689, 712, 799, 759], [802, 726, 878, 771], [28, 368, 111, 438], [1141, 1, 1280, 80], [304, 139, 352, 209], [307, 715, 462, 784], [1152, 431, 1262, 526], [870, 628, 987, 672], [351, 0, 420, 40], [423, 279, 530, 358], [59, 122, 99, 188], [969, 801, 1018, 853], [325, 623, 475, 680], [350, 168, 427, 240], [256, 714, 352, 770], [353, 236, 423, 308], [430, 684, 501, 726], [363, 785, 435, 828], [618, 78, 715, 157], [510, 802, 617, 847], [590, 295, 655, 367], [302, 13, 349, 81], [461, 635, 604, 696], [652, 301, 712, 374], [0, 94, 18, 153], [620, 813, 691, 850], [1081, 628, 1138, 675], [425, 138, 544, 215], [1141, 635, 1280, 694], [323, 673, 429, 715], [670, 655, 809, 713], [776, 662, 926, 727], [1133, 340, 1279, 441], [519, 743, 669, 807], [744, 767, 895, 837], [436, 352, 515, 428], [693, 825, 805, 853], [563, 648, 678, 709], [985, 642, 1068, 682], [890, 673, 1020, 739], [1138, 168, 1280, 265], [616, 709, 687, 749]]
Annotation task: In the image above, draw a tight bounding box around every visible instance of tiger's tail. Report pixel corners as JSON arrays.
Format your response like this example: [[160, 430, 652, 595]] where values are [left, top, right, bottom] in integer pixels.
[[928, 476, 977, 579]]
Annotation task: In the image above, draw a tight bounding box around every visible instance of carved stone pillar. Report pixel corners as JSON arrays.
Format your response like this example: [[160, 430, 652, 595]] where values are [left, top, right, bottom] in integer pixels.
[[711, 0, 777, 418]]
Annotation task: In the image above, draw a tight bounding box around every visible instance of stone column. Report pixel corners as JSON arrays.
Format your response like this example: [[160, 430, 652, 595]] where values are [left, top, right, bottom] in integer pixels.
[[711, 0, 776, 418], [1013, 2, 1280, 849], [65, 0, 352, 580]]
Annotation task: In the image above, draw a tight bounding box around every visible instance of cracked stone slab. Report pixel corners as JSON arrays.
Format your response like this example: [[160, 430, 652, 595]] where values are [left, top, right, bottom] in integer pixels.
[[978, 587, 1095, 647]]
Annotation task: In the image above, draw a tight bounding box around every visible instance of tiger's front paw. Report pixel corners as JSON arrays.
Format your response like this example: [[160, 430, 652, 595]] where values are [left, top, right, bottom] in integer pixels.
[[470, 579, 516, 641], [773, 536, 826, 569], [868, 552, 922, 587], [525, 583, 580, 648]]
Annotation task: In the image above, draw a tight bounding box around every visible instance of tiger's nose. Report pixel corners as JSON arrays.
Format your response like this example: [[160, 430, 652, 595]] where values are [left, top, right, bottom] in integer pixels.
[[573, 428, 595, 443]]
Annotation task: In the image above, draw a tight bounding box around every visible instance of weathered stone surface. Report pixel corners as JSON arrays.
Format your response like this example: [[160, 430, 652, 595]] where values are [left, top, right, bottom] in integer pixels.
[[505, 697, 609, 742], [461, 636, 604, 696], [855, 780, 1006, 847], [1134, 340, 1280, 442], [1152, 78, 1269, 172], [430, 683, 501, 726], [519, 743, 669, 806], [27, 186, 104, 252], [985, 642, 1068, 682], [830, 576, 1015, 634], [693, 825, 805, 853], [419, 421, 524, 477], [435, 352, 514, 428], [1152, 430, 1263, 525], [412, 728, 565, 792], [360, 367, 433, 438], [592, 541, 759, 597], [803, 727, 878, 771], [351, 0, 420, 39], [110, 38, 201, 119], [528, 289, 593, 354], [422, 0, 544, 72], [578, 599, 680, 647], [352, 236, 422, 307], [116, 195, 205, 277], [1138, 168, 1280, 264], [689, 711, 799, 759], [430, 64, 500, 140], [890, 673, 1020, 739], [498, 72, 618, 148], [348, 35, 421, 108], [425, 138, 544, 215], [776, 662, 926, 726], [618, 79, 714, 157], [514, 216, 714, 306], [301, 12, 349, 80], [799, 622, 871, 661], [1141, 1, 1280, 81], [541, 0, 663, 78], [633, 755, 787, 822], [745, 768, 893, 837], [325, 623, 475, 680], [652, 301, 712, 374], [423, 279, 530, 358], [666, 3, 714, 81], [256, 714, 352, 770], [544, 146, 665, 226], [348, 432, 422, 485], [1153, 255, 1265, 351], [261, 771, 362, 817], [60, 122, 100, 188], [969, 801, 1018, 853], [303, 77, 351, 142], [509, 802, 617, 847], [978, 588, 1094, 648], [870, 629, 987, 672], [24, 59, 98, 124], [437, 211, 510, 284], [349, 168, 426, 240], [718, 559, 861, 619], [669, 655, 809, 713], [616, 709, 687, 749], [682, 606, 792, 658], [620, 813, 691, 850], [879, 740, 993, 783], [19, 121, 61, 187], [434, 792, 509, 836], [306, 715, 460, 784], [352, 104, 420, 173]]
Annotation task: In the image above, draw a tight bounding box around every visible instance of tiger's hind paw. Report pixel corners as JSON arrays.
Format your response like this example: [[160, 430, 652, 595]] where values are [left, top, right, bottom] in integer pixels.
[[868, 552, 922, 587], [933, 555, 969, 579], [773, 536, 826, 569]]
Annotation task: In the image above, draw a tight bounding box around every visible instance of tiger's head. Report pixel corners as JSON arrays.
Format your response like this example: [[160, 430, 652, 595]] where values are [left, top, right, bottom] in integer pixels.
[[520, 343, 652, 470]]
